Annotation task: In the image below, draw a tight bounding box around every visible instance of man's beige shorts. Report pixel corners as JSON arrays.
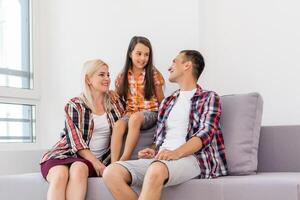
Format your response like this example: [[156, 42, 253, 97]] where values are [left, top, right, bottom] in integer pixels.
[[116, 155, 200, 187]]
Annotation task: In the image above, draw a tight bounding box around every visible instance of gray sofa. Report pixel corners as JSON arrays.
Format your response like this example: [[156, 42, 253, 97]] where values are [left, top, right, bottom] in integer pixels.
[[1, 93, 300, 200]]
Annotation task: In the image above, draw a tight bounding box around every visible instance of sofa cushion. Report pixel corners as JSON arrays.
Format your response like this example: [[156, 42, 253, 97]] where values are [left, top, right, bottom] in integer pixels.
[[2, 172, 299, 200], [220, 93, 263, 175]]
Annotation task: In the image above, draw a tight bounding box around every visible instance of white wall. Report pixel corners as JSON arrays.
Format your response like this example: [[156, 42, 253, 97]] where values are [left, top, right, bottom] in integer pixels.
[[5, 0, 299, 151], [199, 0, 300, 126], [36, 0, 200, 148]]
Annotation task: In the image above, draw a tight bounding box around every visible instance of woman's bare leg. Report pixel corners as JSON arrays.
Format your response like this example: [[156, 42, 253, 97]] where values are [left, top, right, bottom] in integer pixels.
[[46, 165, 69, 200], [66, 161, 89, 200]]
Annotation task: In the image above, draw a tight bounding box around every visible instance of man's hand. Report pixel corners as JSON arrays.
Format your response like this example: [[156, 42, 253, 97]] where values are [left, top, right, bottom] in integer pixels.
[[155, 149, 181, 161], [138, 148, 156, 159]]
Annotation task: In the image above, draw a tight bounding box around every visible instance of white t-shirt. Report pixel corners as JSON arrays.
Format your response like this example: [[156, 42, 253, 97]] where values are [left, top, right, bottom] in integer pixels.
[[89, 113, 110, 159], [160, 88, 196, 151]]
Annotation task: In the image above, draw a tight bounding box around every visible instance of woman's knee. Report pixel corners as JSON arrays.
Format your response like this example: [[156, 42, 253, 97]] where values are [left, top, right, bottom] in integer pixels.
[[47, 166, 69, 185], [69, 161, 89, 180]]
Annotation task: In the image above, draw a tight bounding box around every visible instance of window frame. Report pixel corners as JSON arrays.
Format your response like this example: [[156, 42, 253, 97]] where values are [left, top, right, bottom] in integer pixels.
[[0, 0, 39, 146]]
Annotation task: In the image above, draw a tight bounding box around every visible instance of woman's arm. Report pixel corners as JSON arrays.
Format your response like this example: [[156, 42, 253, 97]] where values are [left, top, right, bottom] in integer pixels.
[[64, 100, 90, 152], [78, 149, 106, 176]]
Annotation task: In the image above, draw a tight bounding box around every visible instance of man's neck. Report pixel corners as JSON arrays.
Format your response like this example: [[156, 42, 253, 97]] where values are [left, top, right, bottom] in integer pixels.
[[178, 78, 197, 91]]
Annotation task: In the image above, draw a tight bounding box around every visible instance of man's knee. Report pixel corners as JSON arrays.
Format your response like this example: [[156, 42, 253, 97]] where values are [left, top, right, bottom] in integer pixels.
[[145, 161, 169, 183], [103, 164, 131, 185]]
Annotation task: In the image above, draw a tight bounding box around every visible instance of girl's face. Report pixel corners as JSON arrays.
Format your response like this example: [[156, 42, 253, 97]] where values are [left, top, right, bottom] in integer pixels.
[[88, 65, 110, 93], [130, 43, 150, 70]]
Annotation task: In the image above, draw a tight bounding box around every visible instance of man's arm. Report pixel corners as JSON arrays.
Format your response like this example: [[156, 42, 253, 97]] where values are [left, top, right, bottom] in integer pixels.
[[155, 137, 202, 160]]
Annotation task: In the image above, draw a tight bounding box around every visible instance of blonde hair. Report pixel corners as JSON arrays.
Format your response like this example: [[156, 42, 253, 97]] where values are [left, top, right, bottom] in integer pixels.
[[81, 59, 111, 112]]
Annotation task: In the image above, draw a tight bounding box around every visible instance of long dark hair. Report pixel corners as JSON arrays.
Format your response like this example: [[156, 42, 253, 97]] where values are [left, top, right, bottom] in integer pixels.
[[119, 36, 155, 100]]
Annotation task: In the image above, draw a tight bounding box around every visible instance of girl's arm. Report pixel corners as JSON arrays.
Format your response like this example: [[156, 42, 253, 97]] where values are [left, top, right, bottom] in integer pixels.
[[153, 69, 165, 103], [155, 85, 164, 103]]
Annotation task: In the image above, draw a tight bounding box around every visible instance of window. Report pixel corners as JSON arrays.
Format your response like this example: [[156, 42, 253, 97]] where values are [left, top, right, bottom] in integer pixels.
[[0, 102, 35, 142], [0, 0, 36, 143]]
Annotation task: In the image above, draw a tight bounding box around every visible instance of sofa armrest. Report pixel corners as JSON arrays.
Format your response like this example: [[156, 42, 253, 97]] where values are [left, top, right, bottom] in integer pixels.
[[258, 125, 300, 172]]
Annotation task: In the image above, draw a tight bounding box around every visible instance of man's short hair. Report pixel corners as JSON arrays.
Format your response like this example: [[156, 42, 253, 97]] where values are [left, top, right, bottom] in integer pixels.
[[180, 50, 205, 80]]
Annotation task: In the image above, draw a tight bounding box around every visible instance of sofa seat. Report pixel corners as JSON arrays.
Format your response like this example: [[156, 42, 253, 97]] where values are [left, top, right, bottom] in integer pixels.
[[1, 172, 300, 200]]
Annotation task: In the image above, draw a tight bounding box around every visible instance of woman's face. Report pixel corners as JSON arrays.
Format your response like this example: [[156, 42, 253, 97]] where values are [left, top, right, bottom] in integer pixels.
[[88, 65, 110, 93], [130, 43, 150, 70]]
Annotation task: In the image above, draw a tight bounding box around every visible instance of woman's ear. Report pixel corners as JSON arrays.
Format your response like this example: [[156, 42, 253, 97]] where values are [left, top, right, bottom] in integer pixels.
[[85, 75, 90, 85]]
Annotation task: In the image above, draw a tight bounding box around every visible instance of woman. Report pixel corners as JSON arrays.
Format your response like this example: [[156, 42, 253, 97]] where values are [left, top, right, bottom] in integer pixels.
[[40, 59, 124, 200]]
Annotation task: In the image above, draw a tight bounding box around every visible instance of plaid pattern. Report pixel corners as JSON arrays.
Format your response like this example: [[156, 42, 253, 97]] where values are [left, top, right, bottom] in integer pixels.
[[40, 91, 124, 165], [155, 85, 228, 178], [115, 68, 164, 114]]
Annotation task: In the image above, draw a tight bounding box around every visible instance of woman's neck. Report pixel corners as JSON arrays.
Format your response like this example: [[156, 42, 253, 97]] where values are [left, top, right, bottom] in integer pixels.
[[92, 92, 105, 115]]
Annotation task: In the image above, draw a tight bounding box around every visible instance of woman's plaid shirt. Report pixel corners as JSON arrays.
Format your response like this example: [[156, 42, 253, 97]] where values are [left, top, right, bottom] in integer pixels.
[[40, 91, 124, 164], [155, 85, 228, 178]]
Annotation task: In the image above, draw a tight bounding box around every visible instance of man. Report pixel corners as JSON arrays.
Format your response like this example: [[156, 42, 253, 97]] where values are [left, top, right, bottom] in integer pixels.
[[103, 50, 228, 200]]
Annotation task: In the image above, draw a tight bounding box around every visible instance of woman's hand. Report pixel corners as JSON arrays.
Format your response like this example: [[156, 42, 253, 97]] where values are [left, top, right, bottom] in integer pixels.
[[138, 148, 156, 159], [91, 160, 106, 176]]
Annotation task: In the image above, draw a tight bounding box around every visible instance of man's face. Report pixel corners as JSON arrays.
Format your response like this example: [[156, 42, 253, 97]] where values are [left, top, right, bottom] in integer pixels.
[[168, 53, 186, 83]]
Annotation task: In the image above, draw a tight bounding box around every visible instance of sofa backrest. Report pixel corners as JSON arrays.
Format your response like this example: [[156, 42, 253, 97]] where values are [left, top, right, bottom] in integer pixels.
[[257, 125, 300, 172]]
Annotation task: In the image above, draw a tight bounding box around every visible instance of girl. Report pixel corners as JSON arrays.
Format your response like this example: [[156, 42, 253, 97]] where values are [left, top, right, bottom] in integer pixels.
[[40, 59, 124, 200], [111, 36, 164, 162]]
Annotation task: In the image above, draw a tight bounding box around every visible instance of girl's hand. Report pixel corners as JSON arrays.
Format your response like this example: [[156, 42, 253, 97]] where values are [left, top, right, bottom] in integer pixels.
[[138, 148, 156, 159], [92, 160, 106, 176]]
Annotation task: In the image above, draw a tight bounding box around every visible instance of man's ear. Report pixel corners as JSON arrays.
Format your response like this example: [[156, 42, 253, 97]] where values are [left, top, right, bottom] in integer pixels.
[[184, 61, 193, 71]]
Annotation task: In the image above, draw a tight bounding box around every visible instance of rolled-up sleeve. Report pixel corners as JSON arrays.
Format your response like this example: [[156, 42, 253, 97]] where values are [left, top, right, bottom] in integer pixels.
[[64, 102, 89, 153], [193, 92, 222, 148]]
